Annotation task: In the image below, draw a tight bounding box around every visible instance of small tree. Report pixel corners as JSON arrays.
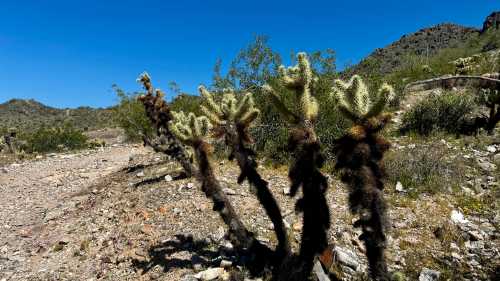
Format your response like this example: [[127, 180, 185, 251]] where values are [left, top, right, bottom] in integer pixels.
[[331, 75, 394, 281], [263, 52, 330, 281]]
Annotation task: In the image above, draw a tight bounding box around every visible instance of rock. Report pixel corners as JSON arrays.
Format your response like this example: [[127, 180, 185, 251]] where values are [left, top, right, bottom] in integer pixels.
[[418, 268, 440, 281], [181, 275, 198, 281], [164, 175, 173, 182], [486, 145, 497, 153], [220, 260, 232, 268], [395, 181, 405, 192], [223, 188, 236, 195], [450, 210, 468, 224], [136, 171, 145, 177], [493, 153, 500, 165], [283, 187, 291, 195], [194, 267, 224, 281], [468, 230, 484, 241], [187, 182, 195, 189], [477, 160, 496, 172], [334, 246, 360, 271], [313, 260, 330, 281]]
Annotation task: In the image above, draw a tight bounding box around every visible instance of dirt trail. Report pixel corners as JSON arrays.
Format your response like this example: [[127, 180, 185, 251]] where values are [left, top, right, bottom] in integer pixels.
[[0, 145, 146, 280]]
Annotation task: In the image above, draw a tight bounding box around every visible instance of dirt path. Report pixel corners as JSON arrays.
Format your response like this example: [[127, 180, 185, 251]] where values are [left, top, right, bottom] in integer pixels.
[[0, 145, 146, 280]]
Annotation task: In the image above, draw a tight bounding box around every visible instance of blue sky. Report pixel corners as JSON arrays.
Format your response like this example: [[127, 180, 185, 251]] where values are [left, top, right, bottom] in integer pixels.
[[0, 1, 498, 108]]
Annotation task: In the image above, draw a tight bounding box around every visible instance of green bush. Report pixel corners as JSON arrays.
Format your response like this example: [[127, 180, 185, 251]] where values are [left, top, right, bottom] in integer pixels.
[[25, 124, 88, 153], [400, 91, 476, 135], [112, 85, 154, 142]]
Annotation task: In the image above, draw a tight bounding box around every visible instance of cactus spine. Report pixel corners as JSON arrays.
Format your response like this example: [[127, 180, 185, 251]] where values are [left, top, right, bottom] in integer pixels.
[[264, 52, 330, 281], [331, 75, 394, 281], [199, 86, 291, 260]]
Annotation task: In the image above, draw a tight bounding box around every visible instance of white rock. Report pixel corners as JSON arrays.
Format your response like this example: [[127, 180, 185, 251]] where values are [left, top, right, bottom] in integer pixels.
[[187, 182, 195, 189], [194, 267, 224, 281], [451, 210, 468, 224], [419, 268, 440, 281], [223, 188, 236, 195], [395, 182, 405, 192], [136, 171, 145, 177], [486, 145, 497, 153], [220, 260, 232, 268], [164, 175, 173, 182], [334, 246, 360, 271], [283, 187, 291, 195]]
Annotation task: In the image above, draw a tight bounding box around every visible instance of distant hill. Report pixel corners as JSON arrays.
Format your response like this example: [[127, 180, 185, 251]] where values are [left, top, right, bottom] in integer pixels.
[[0, 99, 114, 131], [344, 11, 500, 77]]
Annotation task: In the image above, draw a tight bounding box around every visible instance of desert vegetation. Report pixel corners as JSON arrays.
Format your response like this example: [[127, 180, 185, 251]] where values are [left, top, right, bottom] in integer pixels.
[[1, 11, 500, 281]]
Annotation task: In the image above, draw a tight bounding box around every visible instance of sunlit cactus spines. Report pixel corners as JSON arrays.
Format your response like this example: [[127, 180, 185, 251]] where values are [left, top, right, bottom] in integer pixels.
[[264, 52, 319, 124], [332, 75, 394, 125], [169, 111, 212, 145], [199, 85, 260, 130]]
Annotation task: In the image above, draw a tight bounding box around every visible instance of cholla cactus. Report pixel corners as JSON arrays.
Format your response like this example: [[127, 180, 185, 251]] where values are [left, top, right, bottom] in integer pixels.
[[264, 52, 319, 126], [479, 88, 500, 134], [199, 86, 291, 260], [136, 72, 194, 178], [199, 86, 259, 142], [332, 75, 393, 281], [265, 52, 330, 281], [451, 55, 483, 75], [168, 110, 271, 259]]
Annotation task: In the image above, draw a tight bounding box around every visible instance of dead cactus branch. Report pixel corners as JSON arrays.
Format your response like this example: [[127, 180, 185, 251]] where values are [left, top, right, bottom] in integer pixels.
[[199, 86, 291, 260], [331, 75, 394, 281], [136, 72, 195, 178], [264, 52, 330, 281]]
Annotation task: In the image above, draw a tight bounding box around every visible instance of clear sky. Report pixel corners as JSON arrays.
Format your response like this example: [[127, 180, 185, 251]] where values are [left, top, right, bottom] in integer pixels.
[[0, 1, 498, 108]]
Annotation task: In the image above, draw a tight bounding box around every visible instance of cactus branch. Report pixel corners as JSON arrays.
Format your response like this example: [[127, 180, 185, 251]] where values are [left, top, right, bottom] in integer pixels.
[[136, 72, 195, 178], [266, 53, 330, 281], [198, 87, 291, 261], [169, 111, 273, 270], [333, 75, 392, 281]]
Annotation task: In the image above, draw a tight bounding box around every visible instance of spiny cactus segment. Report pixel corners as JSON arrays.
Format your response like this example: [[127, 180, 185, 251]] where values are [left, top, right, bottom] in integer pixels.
[[169, 111, 212, 145], [199, 85, 260, 132], [332, 75, 394, 124], [264, 52, 319, 125]]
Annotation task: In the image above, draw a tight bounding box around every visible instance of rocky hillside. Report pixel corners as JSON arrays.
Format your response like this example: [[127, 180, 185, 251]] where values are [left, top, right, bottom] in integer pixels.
[[345, 11, 500, 76], [0, 99, 114, 131]]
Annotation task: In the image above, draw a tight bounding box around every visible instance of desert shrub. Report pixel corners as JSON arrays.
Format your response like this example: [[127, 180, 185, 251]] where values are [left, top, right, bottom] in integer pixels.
[[112, 85, 154, 141], [384, 143, 466, 197], [25, 123, 88, 153], [400, 91, 476, 135], [169, 93, 202, 115]]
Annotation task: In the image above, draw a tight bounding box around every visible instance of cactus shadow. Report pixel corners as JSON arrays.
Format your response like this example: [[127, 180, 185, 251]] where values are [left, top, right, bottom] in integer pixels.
[[131, 234, 239, 274]]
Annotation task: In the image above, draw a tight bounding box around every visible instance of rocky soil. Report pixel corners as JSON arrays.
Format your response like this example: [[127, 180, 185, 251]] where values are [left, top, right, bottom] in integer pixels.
[[0, 137, 499, 281]]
